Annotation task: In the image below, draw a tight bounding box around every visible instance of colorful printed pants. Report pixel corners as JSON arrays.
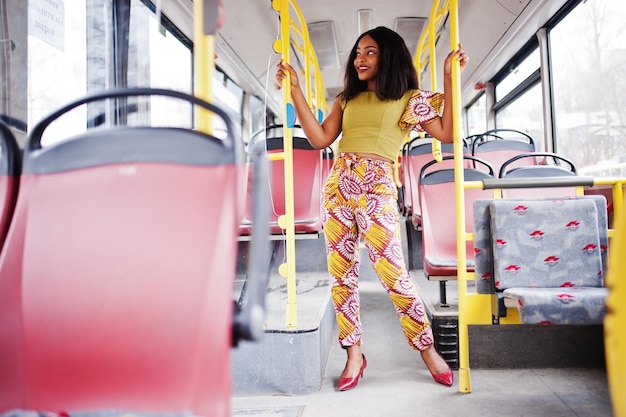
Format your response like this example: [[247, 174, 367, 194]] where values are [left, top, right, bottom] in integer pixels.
[[321, 153, 434, 351]]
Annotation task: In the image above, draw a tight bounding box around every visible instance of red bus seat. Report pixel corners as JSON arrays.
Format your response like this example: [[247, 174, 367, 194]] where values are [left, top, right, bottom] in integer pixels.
[[0, 89, 259, 417], [241, 125, 322, 235], [472, 129, 536, 175], [499, 152, 579, 199], [398, 138, 429, 216], [399, 137, 430, 217], [419, 156, 494, 303], [406, 140, 456, 227]]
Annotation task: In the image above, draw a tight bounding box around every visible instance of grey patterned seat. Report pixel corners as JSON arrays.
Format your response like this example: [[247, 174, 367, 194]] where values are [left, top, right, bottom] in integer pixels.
[[473, 196, 608, 324]]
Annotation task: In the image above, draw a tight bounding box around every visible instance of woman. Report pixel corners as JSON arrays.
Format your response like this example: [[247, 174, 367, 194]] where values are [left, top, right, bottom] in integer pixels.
[[276, 26, 468, 391]]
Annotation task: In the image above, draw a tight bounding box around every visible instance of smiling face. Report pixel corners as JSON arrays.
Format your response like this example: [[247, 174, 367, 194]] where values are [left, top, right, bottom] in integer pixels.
[[354, 35, 379, 91]]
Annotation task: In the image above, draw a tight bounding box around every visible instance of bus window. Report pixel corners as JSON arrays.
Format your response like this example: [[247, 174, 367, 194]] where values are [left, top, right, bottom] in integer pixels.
[[551, 0, 626, 174], [495, 49, 540, 100], [128, 0, 193, 128], [490, 46, 542, 147], [466, 93, 487, 136], [129, 0, 192, 93], [248, 94, 266, 142], [28, 0, 87, 145], [495, 82, 543, 149], [213, 69, 243, 140], [29, 0, 194, 145]]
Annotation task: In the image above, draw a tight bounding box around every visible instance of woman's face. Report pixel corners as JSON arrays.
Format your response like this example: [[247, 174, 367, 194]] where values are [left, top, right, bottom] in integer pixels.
[[354, 35, 379, 89]]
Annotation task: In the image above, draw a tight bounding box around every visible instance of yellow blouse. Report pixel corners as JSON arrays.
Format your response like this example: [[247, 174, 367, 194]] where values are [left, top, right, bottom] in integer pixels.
[[337, 89, 444, 161]]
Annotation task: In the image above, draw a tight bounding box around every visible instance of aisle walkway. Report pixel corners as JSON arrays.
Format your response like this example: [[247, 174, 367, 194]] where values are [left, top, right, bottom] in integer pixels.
[[233, 232, 613, 416], [232, 280, 613, 417]]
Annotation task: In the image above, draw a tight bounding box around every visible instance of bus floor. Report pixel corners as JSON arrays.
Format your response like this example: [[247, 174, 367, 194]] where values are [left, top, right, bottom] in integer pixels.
[[232, 276, 612, 417], [232, 238, 613, 417]]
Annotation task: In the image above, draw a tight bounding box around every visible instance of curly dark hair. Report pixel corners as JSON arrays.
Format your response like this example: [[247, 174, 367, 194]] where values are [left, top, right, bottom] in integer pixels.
[[341, 26, 419, 102]]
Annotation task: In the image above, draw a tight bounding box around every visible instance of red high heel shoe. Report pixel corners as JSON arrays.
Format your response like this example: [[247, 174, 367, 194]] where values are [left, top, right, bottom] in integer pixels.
[[337, 354, 367, 391], [430, 351, 453, 387]]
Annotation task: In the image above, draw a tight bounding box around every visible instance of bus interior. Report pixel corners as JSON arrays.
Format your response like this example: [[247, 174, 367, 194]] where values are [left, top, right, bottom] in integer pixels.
[[0, 0, 624, 416]]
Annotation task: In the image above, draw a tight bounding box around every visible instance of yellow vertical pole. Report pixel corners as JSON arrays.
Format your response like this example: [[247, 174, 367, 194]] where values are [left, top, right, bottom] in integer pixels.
[[312, 49, 325, 121], [448, 0, 471, 394], [605, 194, 626, 417], [415, 31, 426, 85], [193, 0, 217, 132], [291, 6, 314, 117], [303, 32, 313, 114], [272, 0, 298, 329]]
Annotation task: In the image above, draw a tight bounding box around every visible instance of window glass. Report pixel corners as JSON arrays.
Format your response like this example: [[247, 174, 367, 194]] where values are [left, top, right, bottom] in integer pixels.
[[495, 82, 543, 148], [28, 1, 194, 146], [551, 0, 626, 176], [466, 93, 487, 136], [495, 49, 540, 101], [212, 69, 243, 140], [28, 0, 88, 145], [225, 78, 243, 114], [248, 94, 266, 141], [128, 0, 193, 128]]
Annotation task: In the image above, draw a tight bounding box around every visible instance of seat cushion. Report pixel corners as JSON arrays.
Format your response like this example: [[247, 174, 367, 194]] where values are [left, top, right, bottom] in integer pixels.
[[503, 287, 608, 324]]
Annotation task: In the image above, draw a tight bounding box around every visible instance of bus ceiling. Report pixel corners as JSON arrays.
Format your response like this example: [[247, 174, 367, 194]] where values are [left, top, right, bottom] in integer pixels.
[[197, 0, 570, 113]]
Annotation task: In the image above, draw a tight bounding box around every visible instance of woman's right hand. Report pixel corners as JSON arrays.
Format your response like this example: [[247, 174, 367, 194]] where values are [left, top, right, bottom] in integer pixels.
[[444, 44, 469, 77], [276, 60, 300, 89]]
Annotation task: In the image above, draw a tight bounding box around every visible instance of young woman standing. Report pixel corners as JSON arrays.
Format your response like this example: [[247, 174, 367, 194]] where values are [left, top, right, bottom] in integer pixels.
[[276, 26, 468, 391]]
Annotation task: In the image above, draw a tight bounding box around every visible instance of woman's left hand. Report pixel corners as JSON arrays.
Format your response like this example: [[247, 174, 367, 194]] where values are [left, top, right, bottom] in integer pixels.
[[444, 44, 469, 76]]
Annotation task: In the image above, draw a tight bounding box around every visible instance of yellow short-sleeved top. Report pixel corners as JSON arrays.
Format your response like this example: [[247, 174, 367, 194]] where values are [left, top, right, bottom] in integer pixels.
[[337, 89, 444, 161]]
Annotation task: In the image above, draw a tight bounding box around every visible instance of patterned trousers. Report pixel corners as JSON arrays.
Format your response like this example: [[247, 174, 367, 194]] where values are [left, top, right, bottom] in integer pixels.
[[321, 153, 434, 351]]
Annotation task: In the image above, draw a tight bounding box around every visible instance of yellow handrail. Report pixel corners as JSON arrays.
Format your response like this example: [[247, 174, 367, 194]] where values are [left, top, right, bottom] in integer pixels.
[[414, 0, 449, 162], [310, 43, 328, 120], [271, 0, 328, 329], [287, 18, 328, 120]]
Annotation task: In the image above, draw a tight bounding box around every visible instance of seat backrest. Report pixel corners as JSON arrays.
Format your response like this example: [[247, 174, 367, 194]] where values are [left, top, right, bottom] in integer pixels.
[[398, 138, 424, 216], [474, 195, 608, 294], [499, 152, 579, 199], [472, 130, 536, 175], [0, 89, 245, 417], [473, 196, 607, 295], [419, 156, 494, 277], [405, 140, 455, 225], [491, 198, 604, 290], [244, 126, 322, 234]]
